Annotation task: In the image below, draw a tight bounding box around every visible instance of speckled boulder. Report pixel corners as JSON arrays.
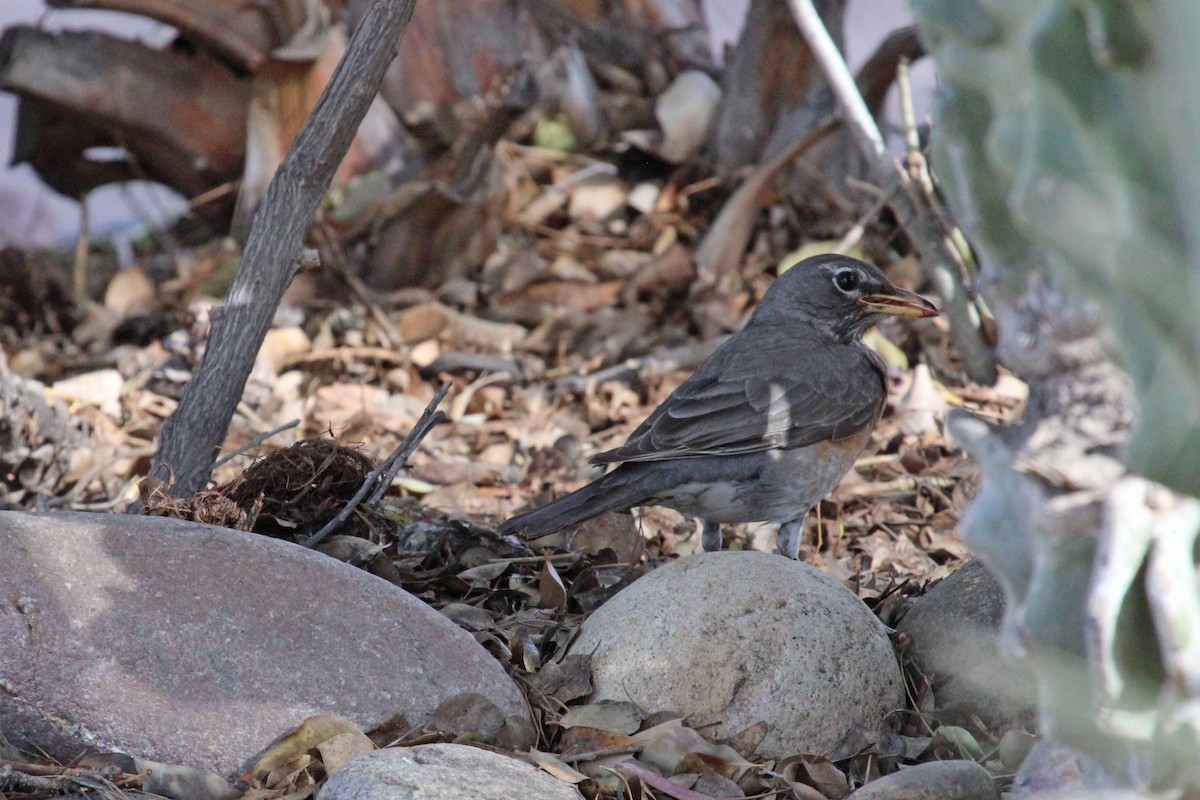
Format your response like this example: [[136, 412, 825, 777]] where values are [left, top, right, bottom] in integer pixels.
[[318, 744, 582, 800], [570, 551, 903, 759], [0, 511, 530, 778]]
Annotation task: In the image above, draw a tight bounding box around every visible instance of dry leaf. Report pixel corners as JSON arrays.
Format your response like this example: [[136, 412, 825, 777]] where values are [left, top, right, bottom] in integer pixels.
[[633, 719, 753, 776], [896, 363, 948, 437], [104, 265, 156, 317], [398, 303, 450, 343], [558, 700, 643, 735], [528, 749, 589, 784], [517, 280, 622, 310], [616, 758, 715, 800], [49, 369, 124, 417], [457, 561, 510, 586], [655, 70, 720, 163], [258, 326, 312, 374], [627, 182, 661, 215], [538, 557, 567, 609], [440, 602, 496, 631], [237, 714, 367, 787], [567, 176, 627, 222], [529, 655, 593, 704], [559, 725, 640, 759], [721, 720, 768, 759], [410, 339, 441, 367], [433, 692, 506, 740], [778, 755, 851, 800]]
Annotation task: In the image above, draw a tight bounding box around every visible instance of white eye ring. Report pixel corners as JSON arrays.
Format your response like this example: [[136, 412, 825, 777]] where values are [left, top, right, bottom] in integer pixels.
[[833, 269, 861, 293]]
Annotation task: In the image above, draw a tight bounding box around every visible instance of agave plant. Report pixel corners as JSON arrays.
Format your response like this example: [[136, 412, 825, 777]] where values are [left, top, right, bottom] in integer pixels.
[[911, 0, 1200, 792]]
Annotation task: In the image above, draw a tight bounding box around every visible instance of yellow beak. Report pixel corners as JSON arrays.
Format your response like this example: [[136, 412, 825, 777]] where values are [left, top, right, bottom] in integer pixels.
[[858, 288, 939, 318]]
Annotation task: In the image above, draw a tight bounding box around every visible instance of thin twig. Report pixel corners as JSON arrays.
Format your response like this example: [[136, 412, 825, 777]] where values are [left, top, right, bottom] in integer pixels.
[[854, 453, 902, 468], [787, 0, 997, 385], [50, 445, 156, 507], [835, 186, 894, 255], [368, 381, 452, 506], [187, 180, 239, 211], [694, 115, 839, 289], [212, 419, 300, 469], [559, 745, 643, 763], [58, 476, 141, 511], [420, 352, 524, 379], [789, 1, 885, 158], [73, 194, 89, 302], [0, 760, 95, 778], [550, 340, 722, 394], [841, 475, 955, 499], [314, 220, 402, 351], [304, 382, 450, 549], [0, 762, 124, 794], [897, 58, 929, 191], [479, 553, 582, 566]]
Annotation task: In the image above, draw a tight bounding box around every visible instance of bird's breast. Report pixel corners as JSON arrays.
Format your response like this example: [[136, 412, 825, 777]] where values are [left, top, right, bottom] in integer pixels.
[[644, 434, 872, 525]]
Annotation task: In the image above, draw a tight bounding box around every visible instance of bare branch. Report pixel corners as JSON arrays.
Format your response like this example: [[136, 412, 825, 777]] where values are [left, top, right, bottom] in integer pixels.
[[304, 382, 450, 549], [142, 0, 419, 501], [787, 0, 997, 385]]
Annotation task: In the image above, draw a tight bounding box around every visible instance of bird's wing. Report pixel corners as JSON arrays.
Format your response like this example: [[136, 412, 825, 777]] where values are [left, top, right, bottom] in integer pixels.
[[592, 339, 885, 465]]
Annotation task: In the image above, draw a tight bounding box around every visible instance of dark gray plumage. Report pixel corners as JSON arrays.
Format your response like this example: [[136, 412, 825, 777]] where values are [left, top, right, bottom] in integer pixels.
[[499, 254, 939, 557]]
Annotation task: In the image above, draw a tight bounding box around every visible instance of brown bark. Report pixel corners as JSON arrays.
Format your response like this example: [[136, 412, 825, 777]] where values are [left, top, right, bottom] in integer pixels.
[[0, 27, 247, 199], [711, 0, 837, 172], [382, 0, 525, 109], [46, 0, 314, 71], [856, 26, 923, 118]]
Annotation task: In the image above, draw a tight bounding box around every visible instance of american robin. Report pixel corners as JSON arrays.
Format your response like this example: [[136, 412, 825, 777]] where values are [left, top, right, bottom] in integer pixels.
[[499, 254, 939, 558]]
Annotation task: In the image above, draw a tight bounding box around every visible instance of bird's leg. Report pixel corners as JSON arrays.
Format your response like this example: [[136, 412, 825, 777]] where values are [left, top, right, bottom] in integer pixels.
[[701, 519, 723, 551], [776, 518, 804, 560]]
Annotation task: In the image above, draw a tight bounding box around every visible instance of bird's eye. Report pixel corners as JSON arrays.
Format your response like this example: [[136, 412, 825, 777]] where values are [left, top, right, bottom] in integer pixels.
[[833, 270, 861, 293]]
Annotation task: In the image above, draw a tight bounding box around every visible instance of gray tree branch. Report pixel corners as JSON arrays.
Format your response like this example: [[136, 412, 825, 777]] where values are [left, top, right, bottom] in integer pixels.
[[142, 0, 419, 501]]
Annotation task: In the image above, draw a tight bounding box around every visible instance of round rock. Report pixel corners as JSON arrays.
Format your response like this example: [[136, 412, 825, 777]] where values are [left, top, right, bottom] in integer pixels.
[[318, 743, 582, 800], [847, 760, 998, 800], [0, 511, 530, 778], [1011, 738, 1133, 799], [569, 551, 902, 759], [897, 559, 1035, 731], [655, 69, 721, 163]]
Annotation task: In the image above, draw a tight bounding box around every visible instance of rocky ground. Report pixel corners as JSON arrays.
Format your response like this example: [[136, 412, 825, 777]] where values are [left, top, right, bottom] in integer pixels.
[[0, 222, 1037, 800]]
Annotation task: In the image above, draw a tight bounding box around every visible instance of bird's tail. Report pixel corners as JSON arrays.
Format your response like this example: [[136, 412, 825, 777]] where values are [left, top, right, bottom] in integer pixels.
[[498, 467, 649, 540]]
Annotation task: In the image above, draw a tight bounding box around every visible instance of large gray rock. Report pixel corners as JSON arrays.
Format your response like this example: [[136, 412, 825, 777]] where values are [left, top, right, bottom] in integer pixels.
[[318, 744, 582, 800], [847, 760, 998, 800], [0, 511, 530, 778], [570, 551, 903, 759], [1012, 739, 1087, 799], [897, 559, 1035, 731], [1012, 739, 1131, 799]]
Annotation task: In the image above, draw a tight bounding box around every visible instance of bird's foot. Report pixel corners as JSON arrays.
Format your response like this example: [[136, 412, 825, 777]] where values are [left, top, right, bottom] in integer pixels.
[[701, 519, 723, 552], [776, 520, 802, 560]]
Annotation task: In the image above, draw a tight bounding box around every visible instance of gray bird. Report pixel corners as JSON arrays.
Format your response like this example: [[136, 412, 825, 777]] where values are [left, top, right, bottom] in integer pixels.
[[499, 254, 939, 558]]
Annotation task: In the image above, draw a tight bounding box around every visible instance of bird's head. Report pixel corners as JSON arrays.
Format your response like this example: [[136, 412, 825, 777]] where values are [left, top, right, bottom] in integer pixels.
[[751, 253, 939, 341]]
